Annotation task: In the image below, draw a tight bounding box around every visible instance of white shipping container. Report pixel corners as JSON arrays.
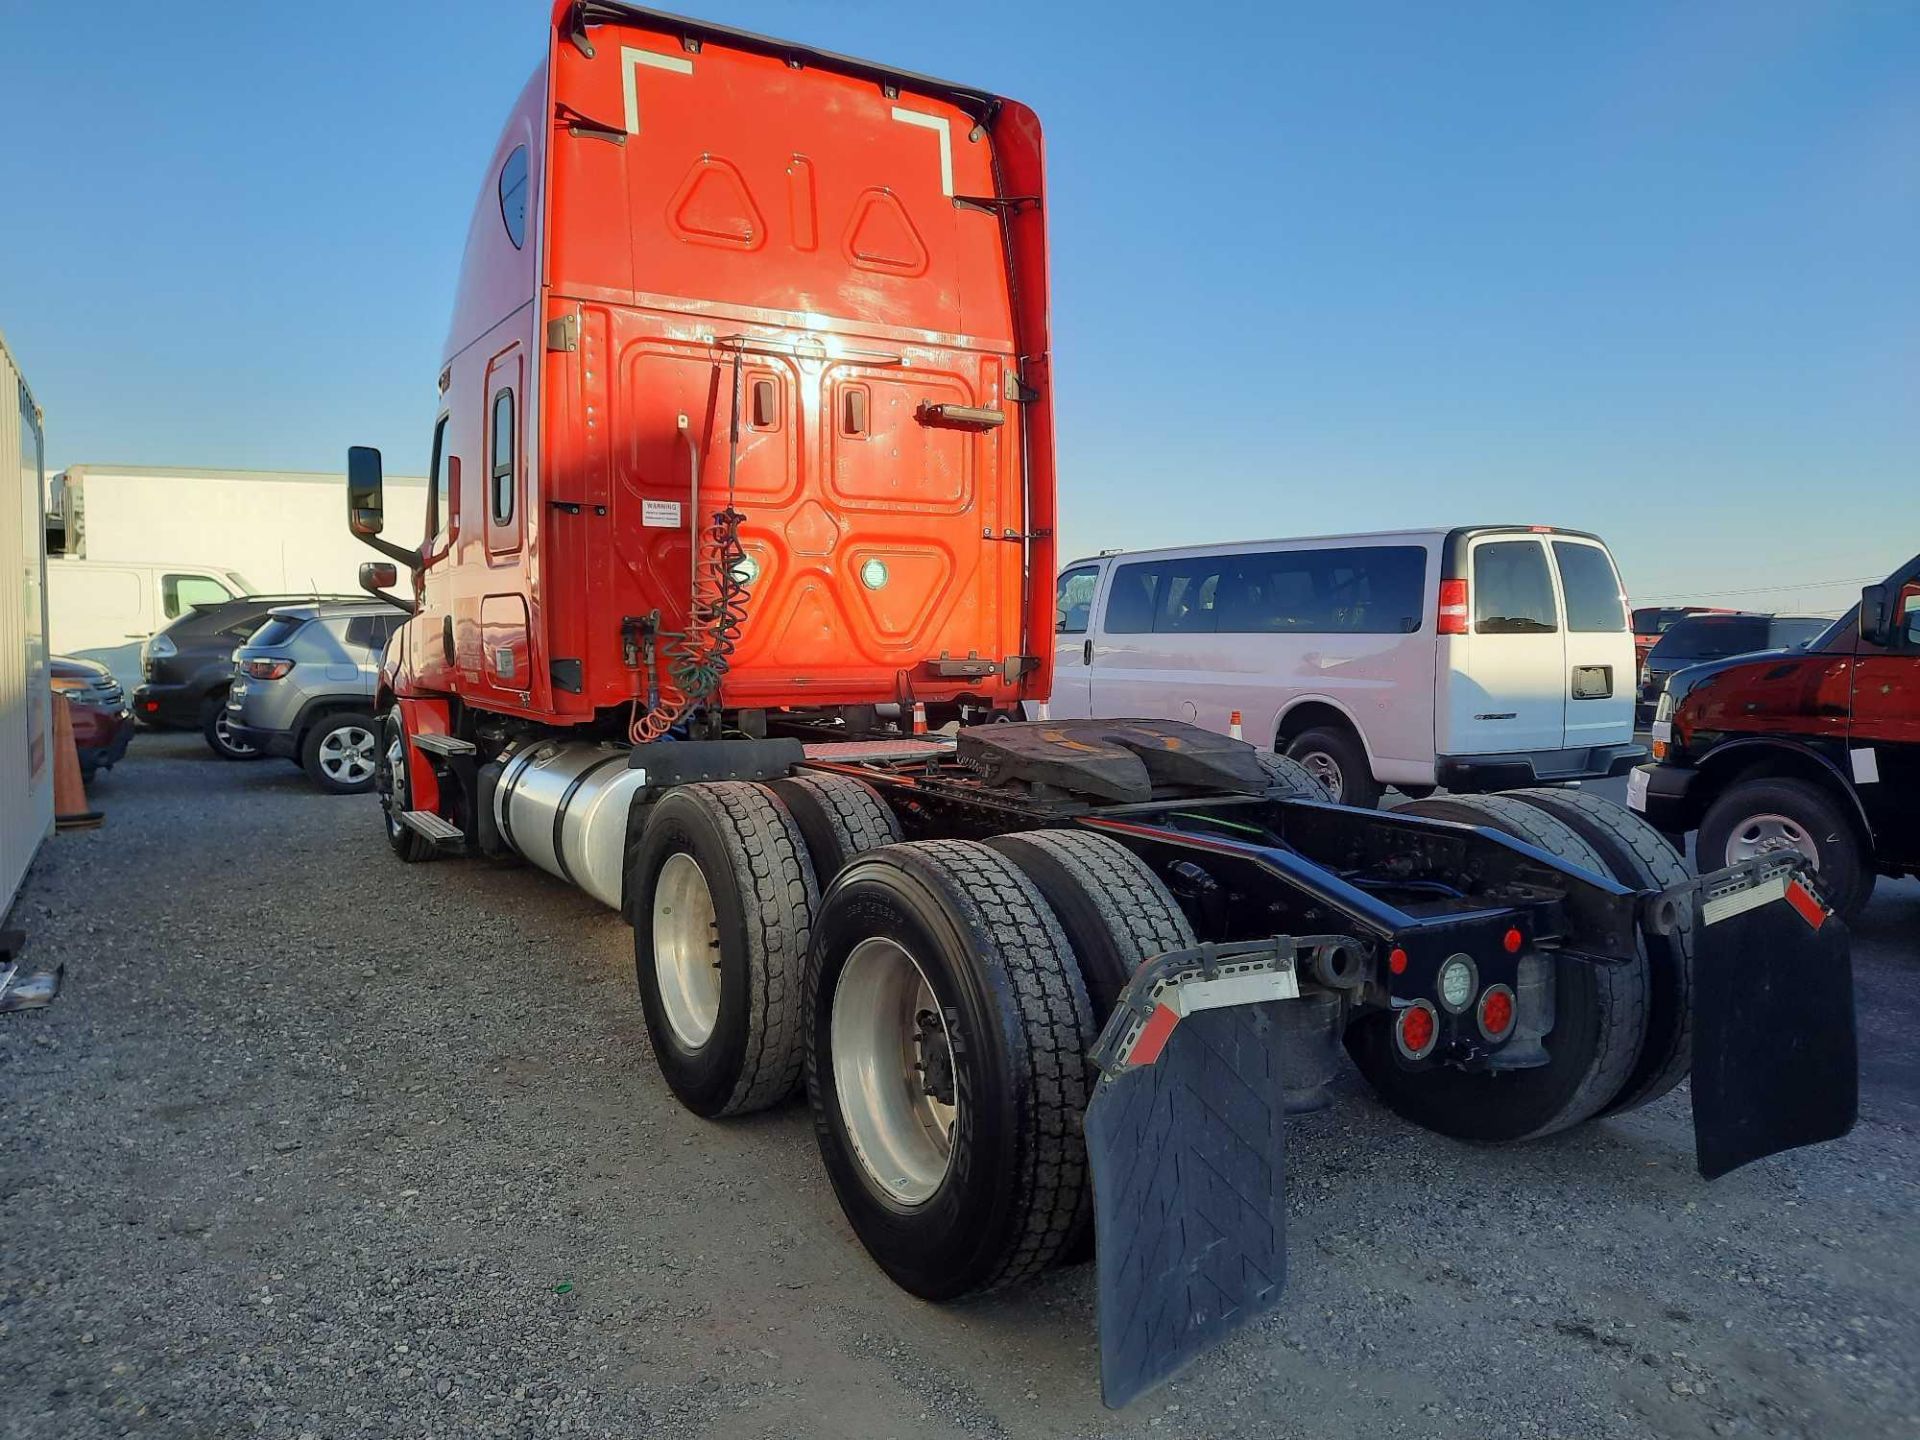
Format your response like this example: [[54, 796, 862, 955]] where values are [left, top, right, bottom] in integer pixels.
[[50, 464, 429, 593], [2, 332, 54, 920]]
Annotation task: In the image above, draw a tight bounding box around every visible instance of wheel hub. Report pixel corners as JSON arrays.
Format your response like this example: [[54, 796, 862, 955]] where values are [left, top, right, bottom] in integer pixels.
[[653, 851, 722, 1050], [1299, 750, 1343, 801], [321, 726, 377, 784], [1725, 812, 1821, 869], [831, 937, 956, 1207]]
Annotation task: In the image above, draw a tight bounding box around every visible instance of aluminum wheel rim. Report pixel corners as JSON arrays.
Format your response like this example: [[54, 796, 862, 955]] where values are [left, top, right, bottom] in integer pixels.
[[831, 937, 955, 1207], [381, 730, 407, 836], [653, 852, 721, 1050], [214, 711, 256, 756], [320, 725, 377, 784], [1299, 750, 1344, 802], [1724, 812, 1821, 868]]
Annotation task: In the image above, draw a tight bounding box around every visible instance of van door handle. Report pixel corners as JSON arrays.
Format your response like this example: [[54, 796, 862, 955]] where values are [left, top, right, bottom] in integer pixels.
[[1082, 640, 1093, 666]]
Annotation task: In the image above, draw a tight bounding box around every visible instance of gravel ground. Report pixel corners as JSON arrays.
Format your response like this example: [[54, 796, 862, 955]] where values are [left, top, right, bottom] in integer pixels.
[[2, 731, 1916, 1440]]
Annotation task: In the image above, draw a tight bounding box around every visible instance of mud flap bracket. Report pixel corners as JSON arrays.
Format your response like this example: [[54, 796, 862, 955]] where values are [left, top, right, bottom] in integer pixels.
[[1085, 939, 1317, 1408]]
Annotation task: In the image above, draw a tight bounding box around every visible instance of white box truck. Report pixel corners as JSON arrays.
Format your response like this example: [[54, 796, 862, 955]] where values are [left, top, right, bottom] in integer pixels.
[[45, 465, 429, 691], [50, 464, 428, 592]]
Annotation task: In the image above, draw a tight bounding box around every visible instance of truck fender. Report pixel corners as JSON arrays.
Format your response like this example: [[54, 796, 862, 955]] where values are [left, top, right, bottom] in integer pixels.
[[1695, 737, 1876, 845], [392, 694, 457, 817]]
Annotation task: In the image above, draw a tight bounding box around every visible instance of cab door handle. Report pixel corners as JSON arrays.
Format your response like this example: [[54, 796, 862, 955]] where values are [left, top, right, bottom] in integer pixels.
[[1082, 640, 1093, 666]]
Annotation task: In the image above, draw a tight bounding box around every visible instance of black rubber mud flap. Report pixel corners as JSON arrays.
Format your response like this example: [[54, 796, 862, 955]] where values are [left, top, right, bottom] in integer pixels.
[[1084, 940, 1296, 1409], [1687, 868, 1857, 1179]]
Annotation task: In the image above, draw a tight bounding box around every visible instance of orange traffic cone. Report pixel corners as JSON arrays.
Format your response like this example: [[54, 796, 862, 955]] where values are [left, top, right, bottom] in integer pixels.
[[52, 695, 103, 831], [1228, 710, 1244, 741], [911, 702, 929, 735]]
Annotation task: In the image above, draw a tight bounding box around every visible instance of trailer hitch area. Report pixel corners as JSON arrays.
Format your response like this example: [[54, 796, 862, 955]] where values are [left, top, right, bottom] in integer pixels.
[[1661, 854, 1858, 1180], [1083, 935, 1359, 1408]]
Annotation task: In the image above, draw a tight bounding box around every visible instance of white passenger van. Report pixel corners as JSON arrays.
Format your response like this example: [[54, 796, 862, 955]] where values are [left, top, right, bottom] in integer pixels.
[[47, 558, 253, 694], [1044, 527, 1642, 807]]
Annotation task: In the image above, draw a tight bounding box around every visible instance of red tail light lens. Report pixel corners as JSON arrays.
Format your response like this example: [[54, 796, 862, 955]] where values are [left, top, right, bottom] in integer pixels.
[[1479, 985, 1516, 1040], [1437, 578, 1469, 635], [245, 658, 294, 680], [1395, 1000, 1438, 1059]]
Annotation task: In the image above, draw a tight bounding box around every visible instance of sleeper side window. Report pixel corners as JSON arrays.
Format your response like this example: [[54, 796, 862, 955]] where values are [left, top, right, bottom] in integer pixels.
[[1054, 566, 1099, 635], [499, 145, 529, 250], [489, 389, 515, 526], [1473, 541, 1558, 634]]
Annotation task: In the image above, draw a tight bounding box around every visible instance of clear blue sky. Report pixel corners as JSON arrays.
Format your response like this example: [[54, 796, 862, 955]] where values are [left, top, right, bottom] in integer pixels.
[[3, 1, 1914, 613]]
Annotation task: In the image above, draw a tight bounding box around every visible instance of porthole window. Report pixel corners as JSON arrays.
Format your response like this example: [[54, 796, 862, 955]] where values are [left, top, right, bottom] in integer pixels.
[[499, 145, 529, 250]]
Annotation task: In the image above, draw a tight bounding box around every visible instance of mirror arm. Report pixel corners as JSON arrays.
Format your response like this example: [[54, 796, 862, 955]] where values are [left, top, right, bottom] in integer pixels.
[[352, 525, 423, 570], [366, 586, 418, 615]]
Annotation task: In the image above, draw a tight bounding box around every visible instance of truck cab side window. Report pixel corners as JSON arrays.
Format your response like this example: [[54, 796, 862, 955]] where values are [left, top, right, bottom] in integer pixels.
[[490, 389, 515, 525], [1054, 566, 1098, 634], [427, 415, 450, 542]]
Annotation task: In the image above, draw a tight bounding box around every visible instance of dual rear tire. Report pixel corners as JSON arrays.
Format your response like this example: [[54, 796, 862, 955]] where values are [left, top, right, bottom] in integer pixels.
[[626, 774, 1186, 1296]]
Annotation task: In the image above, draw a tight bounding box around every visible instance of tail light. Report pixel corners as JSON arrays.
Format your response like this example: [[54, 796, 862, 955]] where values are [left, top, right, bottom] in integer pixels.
[[245, 658, 294, 680], [1395, 1000, 1439, 1060], [1479, 984, 1516, 1040], [1437, 578, 1469, 635]]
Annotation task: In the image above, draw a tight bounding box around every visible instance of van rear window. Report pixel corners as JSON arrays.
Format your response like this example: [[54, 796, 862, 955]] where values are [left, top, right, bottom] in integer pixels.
[[1473, 541, 1558, 634], [1105, 546, 1426, 636], [1552, 542, 1627, 633]]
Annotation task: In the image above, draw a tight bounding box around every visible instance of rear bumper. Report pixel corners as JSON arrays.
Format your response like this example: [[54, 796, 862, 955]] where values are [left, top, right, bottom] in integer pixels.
[[74, 709, 135, 773], [1625, 760, 1703, 832], [229, 723, 298, 760], [132, 682, 206, 728], [1436, 741, 1648, 793]]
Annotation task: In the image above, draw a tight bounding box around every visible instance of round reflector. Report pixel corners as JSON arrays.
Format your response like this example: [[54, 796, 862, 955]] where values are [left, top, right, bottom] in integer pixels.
[[1503, 927, 1524, 954], [1388, 947, 1409, 976], [1437, 954, 1477, 1013], [1479, 984, 1516, 1040], [1395, 1000, 1438, 1060]]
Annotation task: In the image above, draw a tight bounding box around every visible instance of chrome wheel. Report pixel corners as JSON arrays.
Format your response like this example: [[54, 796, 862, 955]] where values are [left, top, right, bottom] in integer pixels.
[[318, 724, 378, 785], [213, 711, 257, 757], [1723, 812, 1821, 868], [831, 937, 956, 1207], [1298, 749, 1344, 802], [653, 852, 721, 1049], [381, 729, 407, 836]]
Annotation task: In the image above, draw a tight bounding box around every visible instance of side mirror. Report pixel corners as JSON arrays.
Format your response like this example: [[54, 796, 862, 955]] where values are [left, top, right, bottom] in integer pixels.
[[1860, 582, 1892, 646], [359, 561, 398, 593], [347, 445, 385, 537]]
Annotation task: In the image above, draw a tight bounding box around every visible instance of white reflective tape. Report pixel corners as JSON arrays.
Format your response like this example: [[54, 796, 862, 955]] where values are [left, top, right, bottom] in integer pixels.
[[890, 107, 954, 196], [622, 46, 693, 135], [1851, 747, 1881, 784], [1626, 767, 1649, 812], [1169, 969, 1299, 1015], [1651, 720, 1671, 744], [1702, 873, 1788, 926]]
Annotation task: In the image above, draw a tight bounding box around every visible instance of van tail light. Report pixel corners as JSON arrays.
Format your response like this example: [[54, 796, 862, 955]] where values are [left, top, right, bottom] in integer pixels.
[[1438, 578, 1470, 635], [245, 658, 294, 680]]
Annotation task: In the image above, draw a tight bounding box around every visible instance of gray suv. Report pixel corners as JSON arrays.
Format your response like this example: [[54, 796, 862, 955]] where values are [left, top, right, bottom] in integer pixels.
[[227, 601, 405, 794]]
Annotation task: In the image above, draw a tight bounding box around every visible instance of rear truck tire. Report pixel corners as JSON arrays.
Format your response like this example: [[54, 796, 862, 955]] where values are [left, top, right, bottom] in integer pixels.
[[377, 711, 437, 863], [805, 839, 1096, 1300], [1349, 794, 1650, 1141], [1697, 777, 1873, 920], [1285, 725, 1382, 809], [1503, 787, 1695, 1114], [1254, 749, 1325, 800], [301, 712, 380, 795], [631, 782, 819, 1118], [766, 772, 902, 882], [984, 828, 1195, 1022], [201, 688, 260, 761]]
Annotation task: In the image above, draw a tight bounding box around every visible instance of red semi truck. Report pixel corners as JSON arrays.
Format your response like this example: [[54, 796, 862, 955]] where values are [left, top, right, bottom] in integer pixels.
[[346, 3, 1859, 1406]]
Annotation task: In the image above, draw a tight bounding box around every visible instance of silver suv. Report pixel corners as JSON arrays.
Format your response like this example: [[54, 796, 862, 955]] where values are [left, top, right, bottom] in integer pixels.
[[227, 601, 405, 794]]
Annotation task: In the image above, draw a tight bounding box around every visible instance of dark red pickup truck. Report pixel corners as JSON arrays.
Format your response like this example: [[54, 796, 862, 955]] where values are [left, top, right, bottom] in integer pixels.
[[1629, 553, 1919, 917]]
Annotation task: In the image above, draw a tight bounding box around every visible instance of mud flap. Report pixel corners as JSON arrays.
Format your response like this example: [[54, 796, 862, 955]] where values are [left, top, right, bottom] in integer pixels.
[[1681, 864, 1857, 1179], [1084, 940, 1301, 1409]]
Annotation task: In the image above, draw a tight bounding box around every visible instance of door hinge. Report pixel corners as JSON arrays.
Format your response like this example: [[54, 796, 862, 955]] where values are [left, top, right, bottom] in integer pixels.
[[546, 312, 580, 352]]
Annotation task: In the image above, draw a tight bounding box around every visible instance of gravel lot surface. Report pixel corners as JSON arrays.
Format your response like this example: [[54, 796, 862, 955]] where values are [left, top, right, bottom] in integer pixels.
[[3, 732, 1916, 1440]]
